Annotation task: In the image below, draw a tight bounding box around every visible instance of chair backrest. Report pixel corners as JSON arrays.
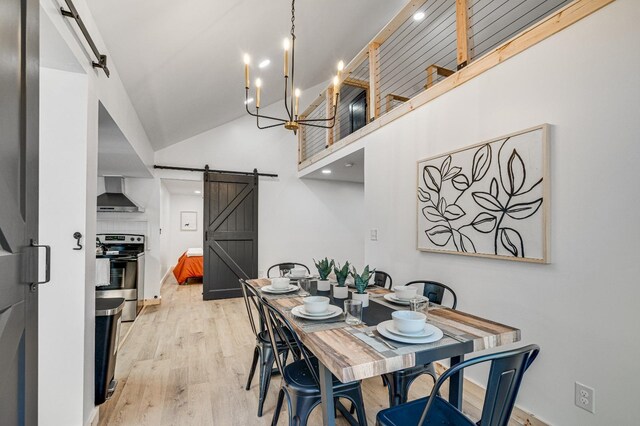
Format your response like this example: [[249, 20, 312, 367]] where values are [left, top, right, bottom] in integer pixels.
[[406, 280, 457, 309], [267, 262, 310, 278], [239, 279, 267, 339], [262, 298, 320, 385], [419, 344, 540, 426], [374, 270, 393, 289]]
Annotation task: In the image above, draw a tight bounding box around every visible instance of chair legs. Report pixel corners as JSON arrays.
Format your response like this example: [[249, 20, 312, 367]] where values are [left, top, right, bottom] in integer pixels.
[[271, 385, 367, 426], [382, 363, 438, 407], [246, 346, 259, 390], [271, 388, 286, 426], [257, 344, 276, 417]]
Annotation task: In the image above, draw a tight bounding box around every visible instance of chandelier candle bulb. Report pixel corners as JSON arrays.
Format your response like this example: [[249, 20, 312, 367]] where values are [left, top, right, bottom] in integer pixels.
[[333, 76, 339, 106], [337, 60, 344, 81], [255, 78, 262, 108], [244, 54, 250, 89], [283, 38, 290, 77], [294, 88, 300, 116]]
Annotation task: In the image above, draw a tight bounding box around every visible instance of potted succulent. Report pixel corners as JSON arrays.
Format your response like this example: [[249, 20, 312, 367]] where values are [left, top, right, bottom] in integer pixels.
[[314, 257, 334, 291], [332, 261, 350, 299], [350, 265, 374, 307]]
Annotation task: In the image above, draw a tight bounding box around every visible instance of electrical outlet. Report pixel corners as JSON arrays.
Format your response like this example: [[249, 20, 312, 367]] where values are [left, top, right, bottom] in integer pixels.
[[370, 229, 378, 241], [575, 382, 595, 413]]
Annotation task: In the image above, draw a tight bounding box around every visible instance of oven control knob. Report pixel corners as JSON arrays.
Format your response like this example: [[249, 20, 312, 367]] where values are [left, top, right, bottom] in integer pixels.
[[137, 237, 141, 241], [130, 237, 134, 241]]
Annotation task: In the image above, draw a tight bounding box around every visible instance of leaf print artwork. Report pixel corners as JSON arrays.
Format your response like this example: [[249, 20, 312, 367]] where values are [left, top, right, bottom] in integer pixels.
[[417, 126, 549, 263]]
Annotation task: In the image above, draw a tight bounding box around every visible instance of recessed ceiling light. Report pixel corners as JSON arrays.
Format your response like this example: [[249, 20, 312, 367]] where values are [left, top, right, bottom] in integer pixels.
[[259, 59, 271, 68], [194, 190, 202, 194], [321, 169, 332, 174], [413, 11, 425, 21], [244, 97, 254, 104], [344, 162, 354, 168]]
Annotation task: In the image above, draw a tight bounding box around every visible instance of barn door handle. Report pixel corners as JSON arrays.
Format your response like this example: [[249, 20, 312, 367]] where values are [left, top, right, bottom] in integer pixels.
[[30, 239, 51, 284]]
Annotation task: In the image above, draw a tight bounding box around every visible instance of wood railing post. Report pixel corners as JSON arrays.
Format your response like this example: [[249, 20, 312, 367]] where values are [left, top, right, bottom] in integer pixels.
[[368, 42, 380, 121], [456, 0, 470, 69], [325, 88, 334, 147], [298, 115, 306, 163]]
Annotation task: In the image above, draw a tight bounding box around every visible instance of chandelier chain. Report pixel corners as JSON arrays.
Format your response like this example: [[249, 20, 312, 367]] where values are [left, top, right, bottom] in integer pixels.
[[291, 0, 295, 39]]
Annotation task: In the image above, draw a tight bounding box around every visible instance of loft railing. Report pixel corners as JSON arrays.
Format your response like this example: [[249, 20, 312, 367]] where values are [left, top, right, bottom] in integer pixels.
[[297, 0, 609, 169]]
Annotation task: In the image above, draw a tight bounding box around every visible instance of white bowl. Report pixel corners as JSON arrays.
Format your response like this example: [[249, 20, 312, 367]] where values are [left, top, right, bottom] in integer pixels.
[[303, 296, 330, 314], [392, 310, 427, 334], [393, 285, 418, 301], [289, 267, 307, 278], [271, 277, 290, 290]]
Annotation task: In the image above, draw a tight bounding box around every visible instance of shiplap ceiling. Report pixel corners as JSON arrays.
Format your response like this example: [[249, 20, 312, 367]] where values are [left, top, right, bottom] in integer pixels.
[[85, 0, 405, 150]]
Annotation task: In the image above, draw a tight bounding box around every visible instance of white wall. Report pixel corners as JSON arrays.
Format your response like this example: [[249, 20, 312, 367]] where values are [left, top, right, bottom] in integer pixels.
[[362, 1, 639, 424], [39, 67, 89, 426], [159, 182, 172, 275], [167, 194, 203, 266], [39, 0, 158, 422], [155, 99, 366, 277]]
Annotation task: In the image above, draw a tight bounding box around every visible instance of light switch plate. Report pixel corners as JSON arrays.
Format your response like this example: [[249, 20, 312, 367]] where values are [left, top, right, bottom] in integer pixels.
[[370, 229, 378, 241]]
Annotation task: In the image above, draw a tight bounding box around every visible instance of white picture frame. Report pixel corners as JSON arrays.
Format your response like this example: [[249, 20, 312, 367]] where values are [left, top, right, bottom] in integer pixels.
[[180, 211, 197, 231], [416, 124, 550, 263]]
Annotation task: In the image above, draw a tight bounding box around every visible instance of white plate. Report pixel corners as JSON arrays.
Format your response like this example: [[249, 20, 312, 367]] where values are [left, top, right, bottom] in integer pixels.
[[291, 305, 342, 320], [376, 321, 443, 344], [383, 293, 428, 306], [285, 273, 314, 279], [384, 321, 435, 338], [261, 284, 299, 294]]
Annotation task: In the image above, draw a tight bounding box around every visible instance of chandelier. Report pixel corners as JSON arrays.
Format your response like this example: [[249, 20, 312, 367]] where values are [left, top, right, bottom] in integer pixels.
[[243, 0, 344, 134]]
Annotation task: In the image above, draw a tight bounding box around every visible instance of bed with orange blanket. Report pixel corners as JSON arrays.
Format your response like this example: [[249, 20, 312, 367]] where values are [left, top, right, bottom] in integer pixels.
[[173, 250, 203, 284]]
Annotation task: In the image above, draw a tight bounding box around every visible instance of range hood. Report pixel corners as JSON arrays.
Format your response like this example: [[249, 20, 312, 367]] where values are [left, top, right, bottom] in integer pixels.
[[97, 177, 143, 213]]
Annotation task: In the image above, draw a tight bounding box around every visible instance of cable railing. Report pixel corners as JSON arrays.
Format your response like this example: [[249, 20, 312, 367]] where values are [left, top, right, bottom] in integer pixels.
[[297, 0, 579, 167]]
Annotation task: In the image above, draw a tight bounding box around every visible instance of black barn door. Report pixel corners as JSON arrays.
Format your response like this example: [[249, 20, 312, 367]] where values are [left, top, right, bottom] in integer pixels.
[[203, 172, 258, 300], [0, 0, 40, 423]]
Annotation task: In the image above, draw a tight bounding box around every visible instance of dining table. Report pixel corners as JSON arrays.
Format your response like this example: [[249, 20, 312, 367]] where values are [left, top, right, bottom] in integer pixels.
[[247, 278, 521, 426]]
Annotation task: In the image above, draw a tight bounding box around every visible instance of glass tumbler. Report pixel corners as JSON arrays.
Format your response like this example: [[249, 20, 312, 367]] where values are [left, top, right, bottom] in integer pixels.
[[298, 278, 310, 293], [344, 299, 363, 325], [409, 297, 429, 319]]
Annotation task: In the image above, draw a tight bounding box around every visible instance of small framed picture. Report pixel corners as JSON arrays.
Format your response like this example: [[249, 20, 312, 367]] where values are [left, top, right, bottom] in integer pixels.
[[180, 211, 197, 231]]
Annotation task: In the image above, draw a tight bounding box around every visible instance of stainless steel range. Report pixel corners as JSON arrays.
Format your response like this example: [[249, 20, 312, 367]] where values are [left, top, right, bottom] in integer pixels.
[[96, 234, 145, 322]]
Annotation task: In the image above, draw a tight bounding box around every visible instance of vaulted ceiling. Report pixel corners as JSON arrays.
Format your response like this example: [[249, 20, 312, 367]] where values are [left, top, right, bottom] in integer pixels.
[[86, 0, 405, 150]]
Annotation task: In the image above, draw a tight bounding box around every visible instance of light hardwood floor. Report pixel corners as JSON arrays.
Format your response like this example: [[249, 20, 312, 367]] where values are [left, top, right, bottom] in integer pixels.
[[99, 277, 531, 425]]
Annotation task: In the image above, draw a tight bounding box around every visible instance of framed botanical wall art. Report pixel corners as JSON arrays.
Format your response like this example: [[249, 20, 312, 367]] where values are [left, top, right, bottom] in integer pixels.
[[416, 125, 549, 263], [180, 211, 197, 231]]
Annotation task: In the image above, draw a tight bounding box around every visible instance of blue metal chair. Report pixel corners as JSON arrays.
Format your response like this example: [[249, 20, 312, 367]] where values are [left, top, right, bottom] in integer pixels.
[[240, 279, 294, 417], [263, 298, 368, 426], [376, 344, 540, 426], [381, 280, 458, 407], [267, 262, 310, 278]]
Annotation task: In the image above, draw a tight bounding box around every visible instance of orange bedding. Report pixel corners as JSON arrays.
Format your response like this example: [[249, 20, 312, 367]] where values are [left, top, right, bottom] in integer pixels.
[[173, 252, 203, 284]]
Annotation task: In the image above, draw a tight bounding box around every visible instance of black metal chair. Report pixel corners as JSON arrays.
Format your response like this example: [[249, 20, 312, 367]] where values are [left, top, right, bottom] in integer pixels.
[[374, 270, 392, 289], [267, 262, 310, 278], [376, 344, 540, 426], [407, 280, 458, 309], [240, 279, 294, 417], [381, 280, 458, 407], [263, 298, 368, 426]]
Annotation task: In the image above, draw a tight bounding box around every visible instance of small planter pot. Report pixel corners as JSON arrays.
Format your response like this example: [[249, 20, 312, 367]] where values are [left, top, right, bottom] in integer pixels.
[[317, 279, 331, 291], [351, 291, 369, 307], [332, 284, 349, 299]]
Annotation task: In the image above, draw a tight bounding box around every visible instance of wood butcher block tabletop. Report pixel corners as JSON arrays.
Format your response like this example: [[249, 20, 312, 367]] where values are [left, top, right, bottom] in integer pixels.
[[247, 278, 520, 383]]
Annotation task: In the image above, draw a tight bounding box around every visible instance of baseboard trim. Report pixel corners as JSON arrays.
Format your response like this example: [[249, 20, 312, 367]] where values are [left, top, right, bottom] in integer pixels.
[[434, 362, 548, 425]]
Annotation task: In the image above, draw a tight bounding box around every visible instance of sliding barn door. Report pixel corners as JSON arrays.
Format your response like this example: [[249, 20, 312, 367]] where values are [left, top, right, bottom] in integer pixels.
[[0, 0, 40, 423], [203, 172, 258, 300]]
